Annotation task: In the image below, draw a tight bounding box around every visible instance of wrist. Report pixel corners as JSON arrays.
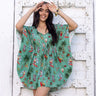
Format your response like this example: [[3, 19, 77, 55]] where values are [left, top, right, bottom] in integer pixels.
[[30, 7, 36, 13], [57, 9, 62, 15], [55, 7, 59, 16]]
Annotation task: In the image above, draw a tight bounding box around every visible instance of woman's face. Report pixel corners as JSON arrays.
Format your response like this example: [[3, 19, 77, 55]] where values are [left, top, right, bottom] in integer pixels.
[[39, 4, 49, 22]]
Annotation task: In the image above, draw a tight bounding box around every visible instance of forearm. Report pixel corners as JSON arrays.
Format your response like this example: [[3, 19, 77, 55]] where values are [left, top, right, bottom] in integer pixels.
[[58, 9, 78, 28], [16, 8, 34, 29]]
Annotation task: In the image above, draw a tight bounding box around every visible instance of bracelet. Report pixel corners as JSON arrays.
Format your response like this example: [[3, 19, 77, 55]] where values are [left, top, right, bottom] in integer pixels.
[[55, 7, 59, 16]]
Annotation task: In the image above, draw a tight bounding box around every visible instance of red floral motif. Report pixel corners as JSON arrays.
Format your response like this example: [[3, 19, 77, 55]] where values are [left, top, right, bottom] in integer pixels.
[[49, 60, 54, 67], [65, 36, 69, 38], [57, 57, 62, 63], [69, 58, 72, 66], [17, 61, 20, 64], [19, 50, 22, 53], [60, 32, 63, 36], [48, 36, 51, 38], [66, 53, 70, 57], [23, 29, 28, 37], [20, 71, 25, 79], [50, 64, 54, 68], [30, 81, 33, 84], [59, 77, 62, 81], [33, 63, 38, 67], [44, 54, 48, 59], [40, 82, 45, 86], [40, 82, 43, 86], [28, 30, 31, 34]]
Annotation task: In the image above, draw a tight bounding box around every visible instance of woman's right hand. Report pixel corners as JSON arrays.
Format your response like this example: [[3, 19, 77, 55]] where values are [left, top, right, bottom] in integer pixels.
[[32, 1, 44, 12]]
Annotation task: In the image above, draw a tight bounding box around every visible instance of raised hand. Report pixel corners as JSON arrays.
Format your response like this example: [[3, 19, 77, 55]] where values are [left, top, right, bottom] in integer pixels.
[[32, 1, 44, 12], [46, 2, 58, 13]]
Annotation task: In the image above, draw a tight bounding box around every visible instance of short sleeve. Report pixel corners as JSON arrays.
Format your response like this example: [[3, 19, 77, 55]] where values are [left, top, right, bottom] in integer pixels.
[[54, 23, 70, 46], [16, 25, 34, 57], [54, 24, 75, 45], [16, 25, 33, 39], [16, 25, 33, 46], [54, 24, 72, 61]]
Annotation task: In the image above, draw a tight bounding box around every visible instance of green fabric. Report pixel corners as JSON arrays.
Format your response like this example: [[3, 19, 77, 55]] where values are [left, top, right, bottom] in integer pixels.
[[16, 24, 73, 92]]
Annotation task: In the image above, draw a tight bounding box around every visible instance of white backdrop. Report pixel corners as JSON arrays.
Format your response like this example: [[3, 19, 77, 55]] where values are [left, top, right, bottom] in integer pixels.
[[0, 0, 14, 96]]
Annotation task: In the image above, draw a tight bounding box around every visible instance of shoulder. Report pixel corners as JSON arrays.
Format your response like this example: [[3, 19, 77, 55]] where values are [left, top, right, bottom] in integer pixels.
[[16, 25, 36, 37], [54, 23, 69, 30], [23, 25, 36, 34], [23, 25, 35, 30]]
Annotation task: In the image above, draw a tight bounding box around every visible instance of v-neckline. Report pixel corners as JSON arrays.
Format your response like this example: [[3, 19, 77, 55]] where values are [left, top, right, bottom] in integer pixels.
[[36, 28, 49, 35]]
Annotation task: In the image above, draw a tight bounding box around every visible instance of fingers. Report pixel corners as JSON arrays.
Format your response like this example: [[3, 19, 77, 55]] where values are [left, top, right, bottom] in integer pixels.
[[49, 2, 57, 8], [37, 1, 44, 8], [50, 2, 55, 5], [47, 2, 55, 7], [34, 7, 42, 12], [47, 3, 51, 8], [35, 1, 43, 8], [34, 1, 44, 12], [38, 1, 44, 6]]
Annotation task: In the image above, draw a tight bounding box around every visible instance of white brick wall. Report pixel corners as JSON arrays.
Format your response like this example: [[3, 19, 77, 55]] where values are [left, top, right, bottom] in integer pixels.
[[14, 0, 95, 96]]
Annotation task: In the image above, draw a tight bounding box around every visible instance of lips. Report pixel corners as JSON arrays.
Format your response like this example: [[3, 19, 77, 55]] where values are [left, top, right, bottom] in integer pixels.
[[41, 15, 46, 19]]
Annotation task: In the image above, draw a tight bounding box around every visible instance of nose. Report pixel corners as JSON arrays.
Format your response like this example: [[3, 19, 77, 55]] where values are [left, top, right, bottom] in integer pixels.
[[42, 11, 46, 14]]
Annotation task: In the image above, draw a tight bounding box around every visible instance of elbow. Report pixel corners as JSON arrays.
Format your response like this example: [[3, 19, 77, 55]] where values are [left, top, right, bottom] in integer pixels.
[[16, 24, 21, 30], [15, 24, 21, 32], [16, 24, 19, 29], [73, 24, 78, 30], [69, 24, 78, 33]]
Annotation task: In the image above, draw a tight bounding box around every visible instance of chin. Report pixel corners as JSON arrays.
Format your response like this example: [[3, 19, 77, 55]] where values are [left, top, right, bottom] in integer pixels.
[[40, 19, 47, 22], [40, 17, 48, 22]]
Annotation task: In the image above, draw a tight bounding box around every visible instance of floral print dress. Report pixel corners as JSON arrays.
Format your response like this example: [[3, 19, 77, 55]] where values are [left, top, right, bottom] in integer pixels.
[[16, 24, 73, 92]]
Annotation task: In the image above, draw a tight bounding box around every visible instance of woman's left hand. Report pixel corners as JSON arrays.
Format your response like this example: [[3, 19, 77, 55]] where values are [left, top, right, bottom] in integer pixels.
[[47, 2, 58, 13]]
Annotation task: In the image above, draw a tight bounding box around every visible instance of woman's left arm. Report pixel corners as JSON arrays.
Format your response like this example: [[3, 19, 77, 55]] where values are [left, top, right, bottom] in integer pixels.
[[47, 2, 78, 33], [58, 9, 78, 32]]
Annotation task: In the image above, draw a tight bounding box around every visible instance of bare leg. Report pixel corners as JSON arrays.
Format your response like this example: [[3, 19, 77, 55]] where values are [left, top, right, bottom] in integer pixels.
[[33, 89, 37, 96], [35, 86, 50, 96]]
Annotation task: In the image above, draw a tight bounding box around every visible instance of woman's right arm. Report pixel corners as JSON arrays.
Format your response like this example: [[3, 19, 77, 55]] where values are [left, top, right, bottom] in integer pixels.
[[16, 1, 44, 33], [16, 8, 35, 33]]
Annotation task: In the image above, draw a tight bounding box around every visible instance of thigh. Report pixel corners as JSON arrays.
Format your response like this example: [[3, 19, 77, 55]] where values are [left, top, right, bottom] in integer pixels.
[[35, 86, 50, 96]]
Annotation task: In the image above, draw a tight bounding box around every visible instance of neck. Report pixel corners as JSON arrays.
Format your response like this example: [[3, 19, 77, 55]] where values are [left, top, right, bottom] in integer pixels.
[[38, 21, 46, 28]]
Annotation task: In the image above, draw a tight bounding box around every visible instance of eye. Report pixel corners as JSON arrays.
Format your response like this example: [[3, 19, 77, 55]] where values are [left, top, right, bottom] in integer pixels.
[[46, 10, 49, 12], [39, 8, 43, 11]]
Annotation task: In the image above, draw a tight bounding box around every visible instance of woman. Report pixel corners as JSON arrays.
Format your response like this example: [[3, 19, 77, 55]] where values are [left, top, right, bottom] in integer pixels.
[[16, 1, 78, 96]]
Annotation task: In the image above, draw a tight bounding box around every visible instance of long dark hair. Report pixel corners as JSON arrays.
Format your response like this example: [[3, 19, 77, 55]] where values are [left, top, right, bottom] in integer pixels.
[[32, 1, 58, 46]]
